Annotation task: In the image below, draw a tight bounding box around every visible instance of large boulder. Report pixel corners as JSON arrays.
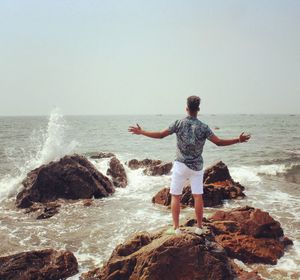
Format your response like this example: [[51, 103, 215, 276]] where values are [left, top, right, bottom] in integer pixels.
[[185, 206, 293, 265], [107, 157, 128, 188], [127, 159, 162, 170], [16, 154, 115, 209], [0, 249, 78, 280], [80, 230, 260, 280]]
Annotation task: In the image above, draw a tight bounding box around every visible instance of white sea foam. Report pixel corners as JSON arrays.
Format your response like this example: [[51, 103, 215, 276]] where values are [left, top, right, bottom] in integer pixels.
[[0, 109, 78, 201], [229, 163, 291, 184]]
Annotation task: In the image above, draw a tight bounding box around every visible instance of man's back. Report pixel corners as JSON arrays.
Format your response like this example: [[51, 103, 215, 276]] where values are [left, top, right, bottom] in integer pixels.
[[168, 116, 213, 171]]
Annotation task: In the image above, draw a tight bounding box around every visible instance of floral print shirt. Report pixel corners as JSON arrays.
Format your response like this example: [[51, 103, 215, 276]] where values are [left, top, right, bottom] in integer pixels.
[[168, 116, 214, 171]]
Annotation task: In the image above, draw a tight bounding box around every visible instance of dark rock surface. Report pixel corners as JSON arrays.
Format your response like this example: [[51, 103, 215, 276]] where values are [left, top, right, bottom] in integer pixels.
[[16, 154, 115, 210], [90, 152, 115, 159], [127, 158, 162, 170], [0, 249, 78, 280], [152, 161, 245, 207], [143, 162, 173, 176], [185, 206, 293, 265], [107, 157, 128, 188], [80, 230, 260, 280]]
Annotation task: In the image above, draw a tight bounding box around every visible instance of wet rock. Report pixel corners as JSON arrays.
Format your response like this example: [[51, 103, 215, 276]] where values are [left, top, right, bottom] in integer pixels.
[[0, 249, 78, 280], [83, 199, 93, 207], [127, 158, 162, 170], [24, 201, 61, 220], [151, 187, 171, 206], [209, 206, 292, 264], [214, 234, 285, 265], [16, 154, 115, 210], [152, 182, 243, 208], [152, 161, 245, 207], [80, 230, 250, 280], [230, 261, 263, 280], [107, 157, 128, 188], [143, 162, 173, 176], [204, 161, 236, 185], [210, 206, 283, 239], [183, 206, 293, 265], [90, 152, 115, 159]]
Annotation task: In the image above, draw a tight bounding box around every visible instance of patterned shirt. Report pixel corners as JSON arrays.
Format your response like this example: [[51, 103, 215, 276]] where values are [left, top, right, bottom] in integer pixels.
[[168, 116, 214, 171]]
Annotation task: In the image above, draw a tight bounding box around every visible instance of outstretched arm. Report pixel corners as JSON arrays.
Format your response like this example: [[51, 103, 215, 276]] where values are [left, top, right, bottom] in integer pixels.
[[128, 124, 170, 139], [209, 132, 251, 146]]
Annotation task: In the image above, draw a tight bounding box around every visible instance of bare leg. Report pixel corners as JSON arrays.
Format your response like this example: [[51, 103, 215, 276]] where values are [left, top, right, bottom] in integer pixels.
[[171, 195, 181, 229], [193, 194, 203, 228]]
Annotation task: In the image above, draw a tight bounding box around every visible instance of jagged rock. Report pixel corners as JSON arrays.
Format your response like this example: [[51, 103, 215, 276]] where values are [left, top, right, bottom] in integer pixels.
[[143, 162, 173, 176], [214, 234, 285, 265], [210, 206, 283, 239], [185, 206, 293, 265], [203, 161, 233, 184], [107, 157, 128, 188], [127, 159, 162, 170], [23, 201, 61, 219], [152, 161, 245, 207], [80, 230, 256, 280], [0, 249, 78, 280], [16, 154, 115, 210], [90, 152, 115, 159], [152, 182, 244, 208], [230, 261, 263, 280]]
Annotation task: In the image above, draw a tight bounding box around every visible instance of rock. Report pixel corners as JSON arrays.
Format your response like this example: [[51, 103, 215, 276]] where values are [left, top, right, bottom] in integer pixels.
[[214, 234, 284, 265], [127, 158, 162, 170], [83, 199, 93, 207], [204, 161, 234, 184], [151, 187, 171, 206], [210, 206, 283, 239], [80, 230, 252, 280], [230, 261, 263, 280], [152, 182, 243, 208], [209, 206, 292, 265], [0, 249, 78, 280], [143, 162, 173, 176], [183, 206, 293, 265], [16, 154, 115, 209], [152, 161, 245, 207], [90, 152, 115, 159], [107, 157, 128, 188], [24, 201, 61, 220]]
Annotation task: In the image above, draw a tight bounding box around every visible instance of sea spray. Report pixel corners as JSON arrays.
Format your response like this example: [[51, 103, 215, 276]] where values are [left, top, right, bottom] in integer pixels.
[[0, 109, 78, 201]]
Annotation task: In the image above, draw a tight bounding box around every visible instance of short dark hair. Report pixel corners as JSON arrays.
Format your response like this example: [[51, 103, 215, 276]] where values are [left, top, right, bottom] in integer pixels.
[[187, 96, 201, 112]]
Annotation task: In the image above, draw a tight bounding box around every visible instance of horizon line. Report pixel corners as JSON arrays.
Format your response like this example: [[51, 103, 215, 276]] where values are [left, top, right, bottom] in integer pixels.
[[0, 113, 299, 117]]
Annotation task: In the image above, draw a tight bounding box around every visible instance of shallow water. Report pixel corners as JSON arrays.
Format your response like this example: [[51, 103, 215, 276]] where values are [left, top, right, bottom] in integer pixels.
[[0, 111, 299, 279]]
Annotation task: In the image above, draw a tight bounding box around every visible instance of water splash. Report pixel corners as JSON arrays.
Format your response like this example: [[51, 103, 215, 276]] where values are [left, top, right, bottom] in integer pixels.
[[0, 109, 78, 201]]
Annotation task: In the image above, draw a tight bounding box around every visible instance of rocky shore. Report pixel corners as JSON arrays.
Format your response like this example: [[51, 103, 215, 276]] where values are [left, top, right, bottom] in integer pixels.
[[0, 154, 294, 280]]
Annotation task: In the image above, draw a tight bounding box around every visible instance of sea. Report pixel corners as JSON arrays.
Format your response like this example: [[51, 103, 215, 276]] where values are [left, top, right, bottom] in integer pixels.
[[0, 110, 299, 280]]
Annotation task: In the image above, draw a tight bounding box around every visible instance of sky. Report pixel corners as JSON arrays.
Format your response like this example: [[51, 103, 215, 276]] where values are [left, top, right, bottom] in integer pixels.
[[0, 0, 299, 115]]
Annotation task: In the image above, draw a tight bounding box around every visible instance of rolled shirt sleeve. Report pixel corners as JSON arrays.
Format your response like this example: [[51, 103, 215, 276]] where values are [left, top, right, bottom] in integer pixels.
[[205, 125, 214, 139], [168, 120, 180, 135]]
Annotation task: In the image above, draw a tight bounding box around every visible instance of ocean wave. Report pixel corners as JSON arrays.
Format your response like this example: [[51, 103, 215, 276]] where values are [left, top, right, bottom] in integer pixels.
[[0, 109, 78, 201], [229, 163, 300, 184]]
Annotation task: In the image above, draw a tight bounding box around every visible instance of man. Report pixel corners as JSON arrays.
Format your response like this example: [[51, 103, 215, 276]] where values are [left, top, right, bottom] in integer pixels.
[[128, 96, 251, 235]]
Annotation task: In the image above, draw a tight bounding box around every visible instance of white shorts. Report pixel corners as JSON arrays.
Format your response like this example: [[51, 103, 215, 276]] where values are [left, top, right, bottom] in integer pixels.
[[170, 161, 204, 195]]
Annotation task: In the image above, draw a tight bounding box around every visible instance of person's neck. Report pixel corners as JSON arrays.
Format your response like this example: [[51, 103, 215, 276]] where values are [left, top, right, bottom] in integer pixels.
[[188, 113, 198, 118]]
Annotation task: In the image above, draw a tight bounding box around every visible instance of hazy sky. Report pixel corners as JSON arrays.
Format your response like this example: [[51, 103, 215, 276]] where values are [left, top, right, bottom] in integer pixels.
[[0, 0, 299, 115]]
